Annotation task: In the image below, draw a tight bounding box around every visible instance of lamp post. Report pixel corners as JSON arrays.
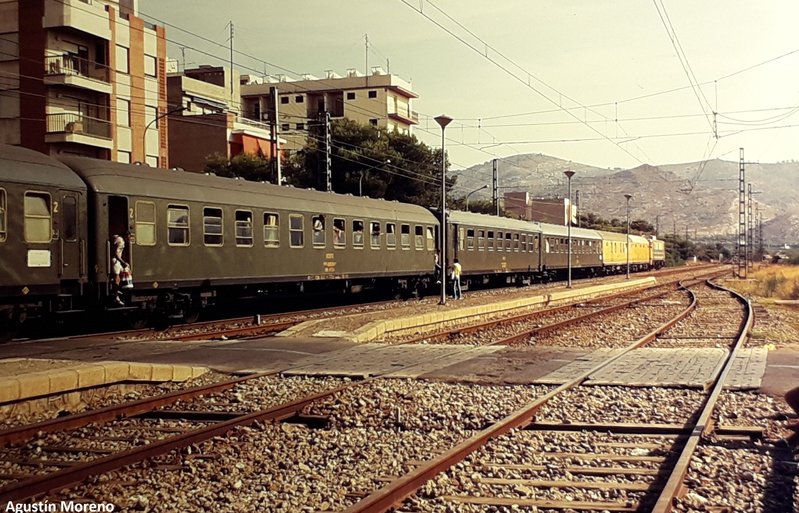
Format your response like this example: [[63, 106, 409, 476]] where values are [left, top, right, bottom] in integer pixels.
[[564, 170, 575, 288], [435, 114, 453, 306], [465, 184, 488, 211], [142, 106, 186, 166], [624, 193, 632, 279]]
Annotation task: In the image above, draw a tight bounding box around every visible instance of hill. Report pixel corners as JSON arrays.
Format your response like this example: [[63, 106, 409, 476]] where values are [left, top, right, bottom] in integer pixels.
[[455, 154, 799, 245]]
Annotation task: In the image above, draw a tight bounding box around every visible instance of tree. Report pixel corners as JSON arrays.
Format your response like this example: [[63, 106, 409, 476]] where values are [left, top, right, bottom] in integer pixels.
[[204, 152, 273, 182], [289, 118, 455, 208]]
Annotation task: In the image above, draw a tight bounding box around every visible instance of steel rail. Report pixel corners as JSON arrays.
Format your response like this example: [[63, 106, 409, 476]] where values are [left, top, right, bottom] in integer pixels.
[[649, 279, 753, 513], [0, 373, 269, 446], [342, 282, 700, 513]]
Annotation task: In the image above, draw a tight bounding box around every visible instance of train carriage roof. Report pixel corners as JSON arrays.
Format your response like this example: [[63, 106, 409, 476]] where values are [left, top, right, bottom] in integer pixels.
[[599, 231, 628, 242], [629, 234, 650, 244], [448, 210, 542, 233], [59, 157, 436, 224], [0, 144, 86, 190], [540, 222, 602, 240]]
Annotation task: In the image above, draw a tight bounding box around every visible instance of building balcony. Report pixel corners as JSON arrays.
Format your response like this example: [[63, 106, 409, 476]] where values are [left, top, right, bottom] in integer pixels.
[[44, 55, 113, 95], [43, 0, 112, 40], [388, 110, 419, 125], [45, 112, 113, 149]]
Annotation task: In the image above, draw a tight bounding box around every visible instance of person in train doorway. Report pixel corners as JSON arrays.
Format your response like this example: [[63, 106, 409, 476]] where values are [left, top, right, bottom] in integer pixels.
[[110, 234, 131, 306], [434, 253, 442, 285], [451, 258, 463, 300]]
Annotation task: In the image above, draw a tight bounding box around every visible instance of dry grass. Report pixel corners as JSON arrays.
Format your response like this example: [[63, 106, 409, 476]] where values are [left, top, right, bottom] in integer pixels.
[[727, 265, 799, 300]]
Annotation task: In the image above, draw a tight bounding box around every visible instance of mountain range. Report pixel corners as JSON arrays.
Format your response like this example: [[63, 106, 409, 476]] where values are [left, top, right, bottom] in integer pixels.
[[455, 154, 799, 246]]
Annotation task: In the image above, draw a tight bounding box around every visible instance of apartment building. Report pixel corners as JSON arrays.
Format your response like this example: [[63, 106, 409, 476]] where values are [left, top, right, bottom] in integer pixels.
[[0, 0, 168, 166], [167, 65, 281, 173], [240, 68, 418, 153], [505, 191, 576, 225]]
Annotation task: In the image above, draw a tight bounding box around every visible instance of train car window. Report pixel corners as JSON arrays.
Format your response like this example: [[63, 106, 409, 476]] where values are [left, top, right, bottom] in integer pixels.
[[545, 238, 551, 253], [167, 205, 190, 246], [135, 201, 156, 246], [353, 220, 364, 248], [386, 223, 396, 248], [370, 221, 381, 248], [487, 231, 495, 251], [401, 225, 411, 249], [457, 227, 464, 251], [24, 192, 52, 243], [0, 189, 5, 242], [289, 214, 304, 247], [506, 232, 513, 250], [478, 230, 485, 251], [513, 233, 520, 251], [264, 213, 279, 248], [426, 226, 434, 251], [466, 229, 475, 250], [415, 225, 424, 250], [203, 207, 223, 246], [235, 210, 253, 247], [334, 218, 346, 247], [62, 196, 77, 241], [521, 234, 527, 252], [312, 215, 325, 247]]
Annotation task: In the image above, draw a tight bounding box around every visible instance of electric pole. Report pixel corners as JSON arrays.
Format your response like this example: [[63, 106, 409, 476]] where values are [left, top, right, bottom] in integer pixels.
[[492, 159, 499, 216]]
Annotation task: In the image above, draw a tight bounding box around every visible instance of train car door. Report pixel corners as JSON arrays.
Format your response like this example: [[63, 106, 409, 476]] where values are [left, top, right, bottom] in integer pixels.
[[57, 191, 82, 280], [107, 195, 131, 268]]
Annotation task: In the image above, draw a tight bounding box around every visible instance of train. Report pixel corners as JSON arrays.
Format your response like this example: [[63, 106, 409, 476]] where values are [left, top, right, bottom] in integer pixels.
[[0, 144, 665, 332]]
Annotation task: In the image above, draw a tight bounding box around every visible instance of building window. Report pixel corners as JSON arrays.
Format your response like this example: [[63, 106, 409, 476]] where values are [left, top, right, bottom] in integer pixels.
[[369, 119, 378, 126], [235, 210, 253, 246], [117, 98, 130, 127], [203, 207, 223, 246], [117, 150, 131, 164], [144, 55, 157, 78], [135, 201, 156, 246], [346, 92, 355, 100], [115, 45, 129, 74], [281, 123, 290, 131], [296, 123, 304, 130], [145, 155, 158, 167], [24, 192, 51, 243], [289, 214, 304, 247], [295, 95, 304, 103], [353, 220, 364, 247], [281, 96, 289, 104], [146, 105, 158, 128], [0, 189, 5, 242], [368, 90, 377, 99], [264, 213, 279, 248], [333, 218, 345, 247], [167, 205, 189, 246]]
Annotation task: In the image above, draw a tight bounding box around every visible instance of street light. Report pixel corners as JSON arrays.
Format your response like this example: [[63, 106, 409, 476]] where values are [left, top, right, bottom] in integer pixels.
[[435, 114, 453, 306], [564, 170, 575, 288], [465, 184, 488, 211], [624, 193, 632, 279], [142, 106, 186, 166]]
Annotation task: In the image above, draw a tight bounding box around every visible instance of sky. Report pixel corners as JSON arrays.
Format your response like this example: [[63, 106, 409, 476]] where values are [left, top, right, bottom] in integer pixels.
[[139, 1, 799, 173]]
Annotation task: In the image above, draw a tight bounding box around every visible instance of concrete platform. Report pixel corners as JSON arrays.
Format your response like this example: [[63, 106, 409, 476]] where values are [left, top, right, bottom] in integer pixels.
[[0, 358, 207, 404]]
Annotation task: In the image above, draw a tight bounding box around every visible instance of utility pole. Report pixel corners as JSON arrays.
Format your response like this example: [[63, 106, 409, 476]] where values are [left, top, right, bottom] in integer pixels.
[[492, 159, 499, 216], [737, 148, 746, 278], [655, 215, 660, 237], [228, 21, 234, 111], [364, 33, 369, 87], [270, 86, 282, 185], [575, 190, 581, 227], [324, 111, 331, 192], [747, 183, 753, 270]]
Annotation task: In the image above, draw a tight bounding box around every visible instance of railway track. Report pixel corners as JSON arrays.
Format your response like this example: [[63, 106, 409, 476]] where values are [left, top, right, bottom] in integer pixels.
[[341, 279, 755, 513], [2, 270, 759, 510]]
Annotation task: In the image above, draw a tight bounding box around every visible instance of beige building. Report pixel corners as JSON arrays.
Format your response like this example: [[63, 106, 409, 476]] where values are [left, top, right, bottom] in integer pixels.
[[167, 65, 281, 173], [0, 0, 168, 166], [240, 68, 418, 152], [505, 192, 576, 225]]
